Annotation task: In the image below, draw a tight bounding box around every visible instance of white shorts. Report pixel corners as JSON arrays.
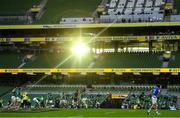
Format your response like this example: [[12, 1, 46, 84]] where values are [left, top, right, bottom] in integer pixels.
[[152, 97, 157, 105], [49, 100, 53, 103]]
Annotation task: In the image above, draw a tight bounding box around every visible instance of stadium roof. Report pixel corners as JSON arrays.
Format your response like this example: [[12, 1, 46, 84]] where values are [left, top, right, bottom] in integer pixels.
[[0, 22, 180, 29]]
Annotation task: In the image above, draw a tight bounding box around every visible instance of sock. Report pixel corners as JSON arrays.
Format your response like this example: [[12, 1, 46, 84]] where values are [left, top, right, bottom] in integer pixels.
[[155, 109, 160, 114], [148, 108, 151, 112]]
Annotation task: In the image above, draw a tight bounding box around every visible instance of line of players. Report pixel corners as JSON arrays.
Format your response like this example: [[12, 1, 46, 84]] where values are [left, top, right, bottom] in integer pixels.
[[7, 91, 101, 110], [6, 85, 161, 115]]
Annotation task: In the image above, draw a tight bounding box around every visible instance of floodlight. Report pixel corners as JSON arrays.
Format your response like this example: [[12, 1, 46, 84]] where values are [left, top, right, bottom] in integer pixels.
[[71, 42, 89, 56]]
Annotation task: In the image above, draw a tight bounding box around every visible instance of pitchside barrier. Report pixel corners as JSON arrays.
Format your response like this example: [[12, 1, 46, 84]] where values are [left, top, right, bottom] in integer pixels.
[[0, 68, 179, 75], [0, 35, 180, 43], [0, 22, 180, 29]]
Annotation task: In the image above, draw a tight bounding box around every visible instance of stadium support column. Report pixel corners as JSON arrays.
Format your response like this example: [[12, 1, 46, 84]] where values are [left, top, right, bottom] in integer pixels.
[[149, 41, 153, 52], [114, 41, 119, 53], [178, 41, 180, 52]]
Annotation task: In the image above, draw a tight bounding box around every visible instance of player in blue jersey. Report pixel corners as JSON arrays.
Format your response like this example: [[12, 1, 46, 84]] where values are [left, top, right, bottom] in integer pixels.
[[147, 85, 161, 115]]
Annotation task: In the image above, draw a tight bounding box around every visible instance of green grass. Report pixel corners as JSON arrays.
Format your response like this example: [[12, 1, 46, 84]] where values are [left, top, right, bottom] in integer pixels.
[[0, 0, 41, 15], [0, 109, 180, 117], [34, 0, 101, 24]]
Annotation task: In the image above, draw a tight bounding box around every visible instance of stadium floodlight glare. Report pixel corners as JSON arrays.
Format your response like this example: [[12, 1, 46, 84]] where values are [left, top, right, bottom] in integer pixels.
[[71, 42, 89, 56]]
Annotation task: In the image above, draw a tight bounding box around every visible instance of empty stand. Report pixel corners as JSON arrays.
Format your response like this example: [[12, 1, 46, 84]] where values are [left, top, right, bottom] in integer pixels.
[[91, 85, 154, 94], [24, 85, 86, 94], [94, 52, 162, 68], [0, 86, 13, 97], [100, 0, 165, 23], [169, 52, 180, 67], [0, 53, 25, 68], [0, 52, 166, 68]]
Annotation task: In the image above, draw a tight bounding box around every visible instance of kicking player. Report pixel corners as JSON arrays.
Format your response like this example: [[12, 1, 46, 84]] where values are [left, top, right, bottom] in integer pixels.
[[147, 85, 161, 115]]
